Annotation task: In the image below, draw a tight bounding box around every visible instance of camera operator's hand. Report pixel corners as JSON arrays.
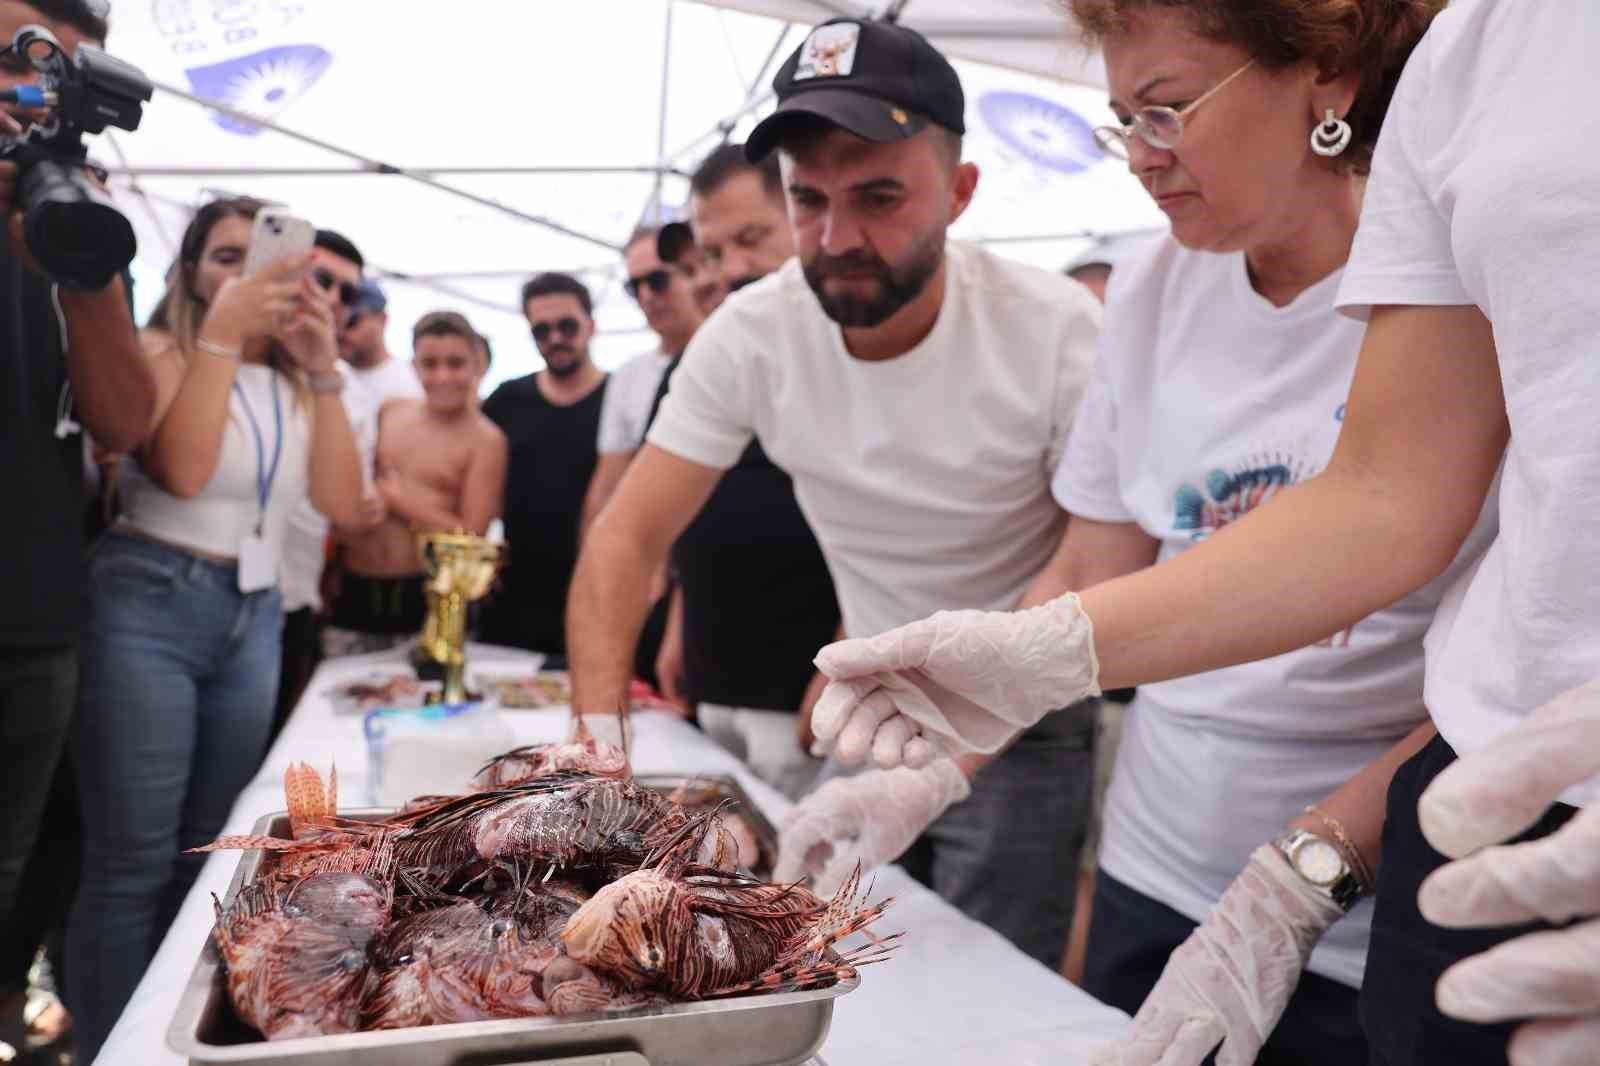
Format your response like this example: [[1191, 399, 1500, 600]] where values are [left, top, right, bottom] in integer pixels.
[[275, 275, 339, 374], [200, 255, 307, 352]]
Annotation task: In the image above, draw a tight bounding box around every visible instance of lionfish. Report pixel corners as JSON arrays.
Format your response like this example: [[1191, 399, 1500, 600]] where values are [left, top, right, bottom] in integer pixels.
[[211, 866, 393, 1039], [385, 773, 742, 886], [472, 714, 631, 789], [561, 816, 898, 1000]]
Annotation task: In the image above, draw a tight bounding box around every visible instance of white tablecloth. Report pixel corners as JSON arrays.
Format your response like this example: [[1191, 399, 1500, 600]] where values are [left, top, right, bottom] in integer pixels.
[[96, 645, 1129, 1065]]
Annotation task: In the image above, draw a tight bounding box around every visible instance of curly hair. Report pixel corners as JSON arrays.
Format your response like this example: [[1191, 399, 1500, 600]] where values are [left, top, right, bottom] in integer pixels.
[[1066, 0, 1444, 174]]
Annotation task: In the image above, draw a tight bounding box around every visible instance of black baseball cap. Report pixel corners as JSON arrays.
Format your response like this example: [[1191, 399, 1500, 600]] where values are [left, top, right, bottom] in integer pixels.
[[745, 18, 965, 163]]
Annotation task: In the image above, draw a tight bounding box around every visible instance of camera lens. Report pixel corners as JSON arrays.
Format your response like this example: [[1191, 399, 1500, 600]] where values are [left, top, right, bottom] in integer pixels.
[[17, 158, 137, 290]]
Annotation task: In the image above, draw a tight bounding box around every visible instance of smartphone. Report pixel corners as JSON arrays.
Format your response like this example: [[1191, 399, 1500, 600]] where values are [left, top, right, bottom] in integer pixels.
[[242, 208, 314, 277]]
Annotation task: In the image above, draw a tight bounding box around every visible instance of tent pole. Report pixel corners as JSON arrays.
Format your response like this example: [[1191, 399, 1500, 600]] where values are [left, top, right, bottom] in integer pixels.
[[647, 0, 677, 221], [144, 78, 623, 252], [103, 165, 689, 178]]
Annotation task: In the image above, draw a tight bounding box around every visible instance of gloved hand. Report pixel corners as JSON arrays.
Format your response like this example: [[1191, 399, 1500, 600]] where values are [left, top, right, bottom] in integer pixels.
[[772, 759, 971, 897], [810, 592, 1100, 768], [1418, 679, 1600, 1066], [1088, 845, 1345, 1066]]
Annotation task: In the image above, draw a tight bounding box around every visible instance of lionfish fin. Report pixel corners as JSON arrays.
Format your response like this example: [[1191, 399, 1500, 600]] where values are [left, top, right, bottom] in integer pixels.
[[284, 762, 336, 838]]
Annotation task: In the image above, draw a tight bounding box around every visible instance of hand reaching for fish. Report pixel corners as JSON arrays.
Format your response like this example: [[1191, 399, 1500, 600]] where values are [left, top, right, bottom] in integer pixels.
[[773, 760, 971, 896]]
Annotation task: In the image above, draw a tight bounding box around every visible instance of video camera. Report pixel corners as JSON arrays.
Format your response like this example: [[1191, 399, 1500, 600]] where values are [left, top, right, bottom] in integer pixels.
[[0, 24, 152, 289]]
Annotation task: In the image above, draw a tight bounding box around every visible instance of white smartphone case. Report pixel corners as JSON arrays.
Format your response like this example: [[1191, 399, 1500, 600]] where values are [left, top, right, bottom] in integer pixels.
[[242, 208, 314, 277]]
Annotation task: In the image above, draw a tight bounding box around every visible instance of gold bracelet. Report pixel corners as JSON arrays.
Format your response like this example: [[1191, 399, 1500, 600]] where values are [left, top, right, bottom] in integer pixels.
[[195, 336, 241, 362], [1303, 805, 1375, 892]]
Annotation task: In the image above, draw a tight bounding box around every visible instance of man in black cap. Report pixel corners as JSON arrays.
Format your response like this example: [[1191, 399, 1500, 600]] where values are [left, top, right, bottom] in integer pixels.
[[566, 18, 1104, 967], [650, 143, 841, 800]]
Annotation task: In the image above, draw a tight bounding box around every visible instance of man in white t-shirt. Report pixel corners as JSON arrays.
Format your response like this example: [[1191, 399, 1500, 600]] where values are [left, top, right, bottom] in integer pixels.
[[565, 18, 1101, 966], [274, 231, 383, 732], [338, 278, 423, 408], [579, 227, 703, 536]]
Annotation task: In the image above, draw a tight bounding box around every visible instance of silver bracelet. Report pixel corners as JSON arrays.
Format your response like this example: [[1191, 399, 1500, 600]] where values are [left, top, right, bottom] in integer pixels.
[[307, 370, 345, 395], [195, 336, 241, 362]]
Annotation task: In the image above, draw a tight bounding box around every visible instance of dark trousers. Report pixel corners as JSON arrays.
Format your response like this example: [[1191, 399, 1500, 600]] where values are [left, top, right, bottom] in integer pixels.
[[272, 607, 322, 741], [0, 646, 77, 995], [1361, 733, 1578, 1066], [897, 702, 1097, 969], [1083, 868, 1368, 1066]]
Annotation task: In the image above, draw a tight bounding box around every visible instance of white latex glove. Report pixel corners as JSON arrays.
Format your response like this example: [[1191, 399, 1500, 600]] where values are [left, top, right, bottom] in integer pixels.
[[810, 592, 1100, 768], [1418, 679, 1600, 1066], [772, 759, 971, 897], [1089, 845, 1344, 1066]]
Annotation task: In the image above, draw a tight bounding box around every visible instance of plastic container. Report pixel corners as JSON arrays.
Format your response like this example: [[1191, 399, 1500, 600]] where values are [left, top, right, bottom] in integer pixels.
[[363, 699, 515, 806]]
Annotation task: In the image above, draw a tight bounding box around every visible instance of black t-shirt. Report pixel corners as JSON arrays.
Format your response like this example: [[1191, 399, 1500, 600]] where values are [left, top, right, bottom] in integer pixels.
[[649, 361, 841, 712], [480, 373, 607, 656], [0, 244, 85, 649]]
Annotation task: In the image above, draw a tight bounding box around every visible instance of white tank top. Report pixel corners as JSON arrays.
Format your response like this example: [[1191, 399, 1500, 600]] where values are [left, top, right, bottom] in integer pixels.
[[119, 363, 311, 569]]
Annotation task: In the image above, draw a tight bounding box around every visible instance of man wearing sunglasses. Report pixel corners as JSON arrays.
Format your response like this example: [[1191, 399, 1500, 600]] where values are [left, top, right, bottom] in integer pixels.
[[275, 230, 387, 732], [580, 226, 704, 539], [566, 18, 1101, 968], [480, 273, 607, 662], [646, 142, 841, 800], [338, 278, 422, 409]]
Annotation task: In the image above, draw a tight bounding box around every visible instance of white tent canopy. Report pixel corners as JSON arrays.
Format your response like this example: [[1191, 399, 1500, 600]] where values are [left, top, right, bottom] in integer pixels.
[[688, 0, 1107, 87], [94, 1, 1159, 392]]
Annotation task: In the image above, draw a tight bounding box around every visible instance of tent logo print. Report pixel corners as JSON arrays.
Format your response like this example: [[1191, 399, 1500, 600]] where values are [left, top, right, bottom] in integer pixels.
[[184, 44, 333, 136], [978, 91, 1100, 175]]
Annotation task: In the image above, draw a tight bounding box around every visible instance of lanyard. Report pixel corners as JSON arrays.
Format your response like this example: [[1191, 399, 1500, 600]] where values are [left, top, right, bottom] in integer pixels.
[[233, 372, 283, 536]]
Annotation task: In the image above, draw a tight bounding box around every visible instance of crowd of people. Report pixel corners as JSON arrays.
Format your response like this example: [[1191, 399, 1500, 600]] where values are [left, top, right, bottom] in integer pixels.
[[2, 0, 1598, 1064]]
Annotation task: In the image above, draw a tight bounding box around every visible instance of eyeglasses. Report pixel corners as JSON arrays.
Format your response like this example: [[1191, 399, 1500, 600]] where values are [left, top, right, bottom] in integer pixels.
[[1094, 59, 1256, 160], [530, 317, 582, 344], [624, 269, 672, 301], [312, 268, 361, 306]]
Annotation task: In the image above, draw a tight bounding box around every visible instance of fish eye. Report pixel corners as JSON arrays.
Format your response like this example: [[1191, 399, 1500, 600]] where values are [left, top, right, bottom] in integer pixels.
[[491, 919, 513, 939], [394, 952, 414, 966], [283, 902, 305, 919]]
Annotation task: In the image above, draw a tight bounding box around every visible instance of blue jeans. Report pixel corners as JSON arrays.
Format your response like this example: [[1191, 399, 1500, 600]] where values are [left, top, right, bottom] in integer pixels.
[[66, 533, 282, 1059]]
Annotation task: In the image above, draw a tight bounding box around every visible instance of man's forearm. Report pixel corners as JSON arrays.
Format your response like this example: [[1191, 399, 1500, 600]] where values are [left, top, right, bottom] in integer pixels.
[[567, 519, 660, 715], [61, 277, 156, 453]]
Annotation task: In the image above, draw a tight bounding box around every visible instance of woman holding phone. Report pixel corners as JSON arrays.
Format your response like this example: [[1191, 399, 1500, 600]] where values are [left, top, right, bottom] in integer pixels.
[[65, 197, 365, 1060]]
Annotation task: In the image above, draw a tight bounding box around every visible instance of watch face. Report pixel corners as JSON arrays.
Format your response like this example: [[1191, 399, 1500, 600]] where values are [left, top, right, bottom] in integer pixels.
[[1293, 838, 1345, 887]]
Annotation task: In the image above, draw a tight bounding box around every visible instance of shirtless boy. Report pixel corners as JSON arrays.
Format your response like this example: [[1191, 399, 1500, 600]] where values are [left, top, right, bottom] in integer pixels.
[[324, 311, 508, 656]]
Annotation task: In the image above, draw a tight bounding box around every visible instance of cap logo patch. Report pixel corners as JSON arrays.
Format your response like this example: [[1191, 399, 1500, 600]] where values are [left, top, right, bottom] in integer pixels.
[[793, 22, 860, 81]]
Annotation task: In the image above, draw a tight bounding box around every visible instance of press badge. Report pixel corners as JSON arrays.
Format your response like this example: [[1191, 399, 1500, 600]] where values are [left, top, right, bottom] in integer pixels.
[[238, 533, 276, 593]]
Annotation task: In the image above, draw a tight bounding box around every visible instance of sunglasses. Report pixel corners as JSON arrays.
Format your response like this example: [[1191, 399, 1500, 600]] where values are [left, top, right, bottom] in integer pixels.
[[624, 269, 672, 300], [312, 268, 361, 306], [530, 317, 582, 344]]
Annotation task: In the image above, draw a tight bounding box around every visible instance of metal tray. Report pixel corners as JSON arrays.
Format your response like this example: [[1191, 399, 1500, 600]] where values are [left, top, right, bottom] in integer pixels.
[[168, 777, 850, 1066]]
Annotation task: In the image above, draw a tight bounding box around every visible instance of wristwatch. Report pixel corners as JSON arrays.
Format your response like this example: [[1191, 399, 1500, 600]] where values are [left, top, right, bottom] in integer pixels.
[[1273, 829, 1365, 911]]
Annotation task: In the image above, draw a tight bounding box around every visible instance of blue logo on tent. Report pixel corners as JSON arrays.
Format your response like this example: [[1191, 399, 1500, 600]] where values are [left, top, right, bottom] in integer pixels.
[[978, 91, 1102, 175], [184, 44, 333, 136]]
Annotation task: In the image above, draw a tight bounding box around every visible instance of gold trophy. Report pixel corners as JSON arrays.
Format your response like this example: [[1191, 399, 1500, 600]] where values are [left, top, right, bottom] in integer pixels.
[[414, 530, 502, 704]]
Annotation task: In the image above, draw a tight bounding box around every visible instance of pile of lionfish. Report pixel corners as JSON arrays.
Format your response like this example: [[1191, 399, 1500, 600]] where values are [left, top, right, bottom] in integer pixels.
[[194, 719, 897, 1040]]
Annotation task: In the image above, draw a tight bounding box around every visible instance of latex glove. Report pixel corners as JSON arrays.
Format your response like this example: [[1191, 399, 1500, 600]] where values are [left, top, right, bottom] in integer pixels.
[[810, 592, 1099, 768], [1417, 679, 1600, 1065], [772, 759, 971, 897], [1089, 845, 1344, 1066]]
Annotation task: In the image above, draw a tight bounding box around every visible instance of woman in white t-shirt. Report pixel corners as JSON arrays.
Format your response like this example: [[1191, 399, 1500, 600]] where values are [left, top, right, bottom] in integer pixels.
[[806, 1, 1600, 1063], [65, 198, 365, 1060]]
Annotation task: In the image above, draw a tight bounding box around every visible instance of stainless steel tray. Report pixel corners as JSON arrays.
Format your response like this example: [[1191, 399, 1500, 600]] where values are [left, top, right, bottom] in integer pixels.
[[168, 777, 851, 1066]]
